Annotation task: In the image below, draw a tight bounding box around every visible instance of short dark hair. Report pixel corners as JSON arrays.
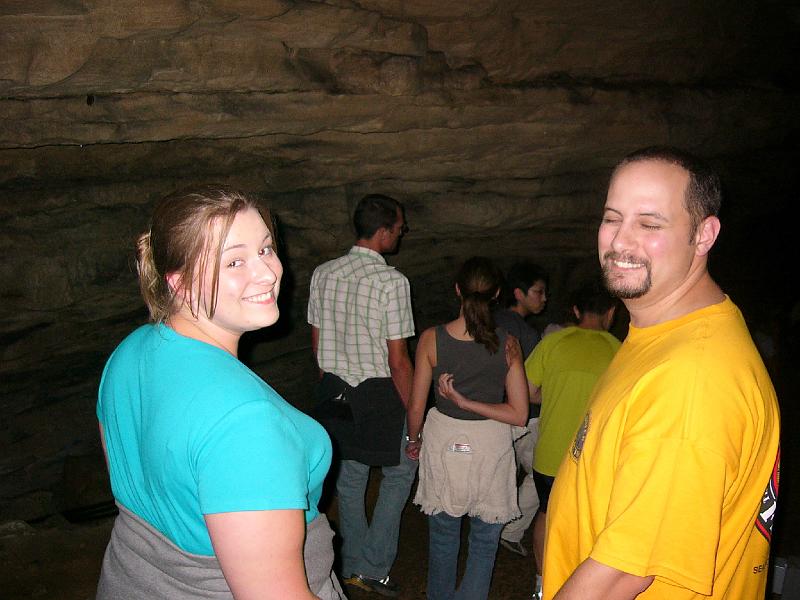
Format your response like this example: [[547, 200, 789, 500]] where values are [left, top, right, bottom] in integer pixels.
[[612, 146, 722, 235], [503, 262, 548, 308], [570, 279, 617, 316], [353, 194, 402, 239]]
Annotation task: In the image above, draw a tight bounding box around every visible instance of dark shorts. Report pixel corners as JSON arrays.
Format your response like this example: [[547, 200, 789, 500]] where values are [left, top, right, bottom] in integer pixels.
[[532, 470, 555, 513]]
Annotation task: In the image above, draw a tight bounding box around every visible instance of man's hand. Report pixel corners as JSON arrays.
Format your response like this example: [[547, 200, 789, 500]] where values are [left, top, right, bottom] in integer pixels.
[[404, 440, 421, 461], [505, 335, 523, 367]]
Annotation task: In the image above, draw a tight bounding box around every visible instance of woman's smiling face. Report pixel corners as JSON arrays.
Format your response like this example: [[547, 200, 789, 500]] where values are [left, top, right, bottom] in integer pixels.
[[198, 207, 283, 340]]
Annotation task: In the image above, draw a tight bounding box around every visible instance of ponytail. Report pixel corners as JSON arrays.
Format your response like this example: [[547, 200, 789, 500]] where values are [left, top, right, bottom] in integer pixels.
[[456, 257, 503, 354], [462, 289, 499, 353], [136, 230, 172, 323]]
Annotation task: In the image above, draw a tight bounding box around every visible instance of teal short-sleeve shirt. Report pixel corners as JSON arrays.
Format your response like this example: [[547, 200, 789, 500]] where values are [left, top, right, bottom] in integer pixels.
[[97, 324, 332, 555]]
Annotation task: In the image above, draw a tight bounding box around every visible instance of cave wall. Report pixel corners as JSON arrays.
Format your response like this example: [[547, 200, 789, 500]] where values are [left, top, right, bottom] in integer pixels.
[[1, 0, 798, 521]]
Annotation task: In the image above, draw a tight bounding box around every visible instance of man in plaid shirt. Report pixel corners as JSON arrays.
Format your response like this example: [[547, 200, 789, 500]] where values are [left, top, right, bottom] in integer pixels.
[[308, 194, 417, 598]]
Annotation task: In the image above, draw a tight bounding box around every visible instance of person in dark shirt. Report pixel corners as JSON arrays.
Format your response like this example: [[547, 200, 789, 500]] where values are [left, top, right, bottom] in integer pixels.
[[493, 262, 548, 357], [493, 262, 549, 558]]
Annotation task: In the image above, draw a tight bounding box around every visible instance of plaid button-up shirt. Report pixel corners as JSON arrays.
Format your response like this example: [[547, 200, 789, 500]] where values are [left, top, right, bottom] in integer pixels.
[[308, 246, 415, 386]]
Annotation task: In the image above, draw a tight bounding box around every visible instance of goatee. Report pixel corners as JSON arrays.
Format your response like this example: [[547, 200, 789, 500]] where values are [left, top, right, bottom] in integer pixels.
[[601, 251, 652, 299]]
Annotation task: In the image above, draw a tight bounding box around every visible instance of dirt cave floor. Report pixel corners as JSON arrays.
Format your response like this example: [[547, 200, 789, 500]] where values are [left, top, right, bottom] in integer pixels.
[[1, 466, 793, 600], [0, 474, 536, 600]]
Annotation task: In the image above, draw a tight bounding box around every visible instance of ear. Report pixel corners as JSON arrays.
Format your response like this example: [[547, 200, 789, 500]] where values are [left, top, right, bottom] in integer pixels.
[[166, 271, 191, 311], [694, 216, 721, 257], [604, 306, 617, 329], [455, 283, 462, 298], [369, 227, 388, 244], [572, 306, 581, 321], [166, 271, 182, 295], [512, 287, 525, 304]]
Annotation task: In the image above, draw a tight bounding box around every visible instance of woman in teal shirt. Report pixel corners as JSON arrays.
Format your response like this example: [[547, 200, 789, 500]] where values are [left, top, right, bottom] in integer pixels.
[[96, 186, 344, 599]]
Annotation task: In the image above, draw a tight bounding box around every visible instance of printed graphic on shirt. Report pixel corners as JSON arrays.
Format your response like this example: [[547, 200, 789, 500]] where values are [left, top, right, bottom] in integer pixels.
[[756, 447, 780, 543], [570, 411, 590, 462]]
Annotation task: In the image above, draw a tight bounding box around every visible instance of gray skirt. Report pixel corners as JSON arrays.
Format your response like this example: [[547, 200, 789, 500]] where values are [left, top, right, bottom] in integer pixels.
[[96, 504, 346, 599]]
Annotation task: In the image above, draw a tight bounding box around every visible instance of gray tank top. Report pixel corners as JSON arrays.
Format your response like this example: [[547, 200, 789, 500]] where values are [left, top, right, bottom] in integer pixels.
[[432, 325, 509, 420]]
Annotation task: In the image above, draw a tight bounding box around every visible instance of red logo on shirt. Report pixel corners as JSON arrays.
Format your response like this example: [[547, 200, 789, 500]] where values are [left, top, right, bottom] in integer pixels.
[[756, 447, 780, 543]]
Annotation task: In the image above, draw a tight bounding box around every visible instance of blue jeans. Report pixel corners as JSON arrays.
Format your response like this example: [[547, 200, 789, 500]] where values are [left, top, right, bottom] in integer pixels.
[[427, 512, 504, 600], [335, 427, 418, 579]]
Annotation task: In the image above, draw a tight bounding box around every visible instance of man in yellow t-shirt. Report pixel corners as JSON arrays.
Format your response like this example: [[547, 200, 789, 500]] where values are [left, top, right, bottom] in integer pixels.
[[543, 147, 780, 600], [524, 280, 620, 598]]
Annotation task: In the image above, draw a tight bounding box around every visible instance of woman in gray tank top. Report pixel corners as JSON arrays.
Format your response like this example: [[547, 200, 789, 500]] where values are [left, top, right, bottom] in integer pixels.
[[405, 257, 529, 600]]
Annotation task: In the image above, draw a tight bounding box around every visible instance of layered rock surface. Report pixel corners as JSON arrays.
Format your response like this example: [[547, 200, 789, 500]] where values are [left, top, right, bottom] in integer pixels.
[[1, 0, 798, 520]]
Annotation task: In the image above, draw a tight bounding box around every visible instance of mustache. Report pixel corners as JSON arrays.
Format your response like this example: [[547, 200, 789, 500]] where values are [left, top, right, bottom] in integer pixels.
[[602, 251, 649, 266]]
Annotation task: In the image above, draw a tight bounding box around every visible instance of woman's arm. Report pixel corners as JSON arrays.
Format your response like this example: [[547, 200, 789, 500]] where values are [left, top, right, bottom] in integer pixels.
[[205, 509, 319, 600], [405, 327, 436, 460], [438, 337, 529, 426]]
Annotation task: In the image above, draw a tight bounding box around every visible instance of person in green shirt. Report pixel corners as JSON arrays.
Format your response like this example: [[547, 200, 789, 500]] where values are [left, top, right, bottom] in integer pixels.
[[524, 280, 619, 599]]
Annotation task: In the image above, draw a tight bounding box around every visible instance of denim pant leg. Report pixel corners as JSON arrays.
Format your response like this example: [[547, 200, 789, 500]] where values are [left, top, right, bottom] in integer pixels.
[[455, 517, 503, 600], [335, 459, 371, 578], [427, 512, 462, 600], [356, 425, 418, 578]]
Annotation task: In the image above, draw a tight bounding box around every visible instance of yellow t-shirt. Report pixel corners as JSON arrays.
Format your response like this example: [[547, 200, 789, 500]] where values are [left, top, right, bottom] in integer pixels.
[[544, 297, 780, 599], [525, 326, 620, 475]]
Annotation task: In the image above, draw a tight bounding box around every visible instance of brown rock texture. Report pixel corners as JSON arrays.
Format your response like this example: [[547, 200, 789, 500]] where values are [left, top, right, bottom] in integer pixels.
[[1, 0, 798, 522]]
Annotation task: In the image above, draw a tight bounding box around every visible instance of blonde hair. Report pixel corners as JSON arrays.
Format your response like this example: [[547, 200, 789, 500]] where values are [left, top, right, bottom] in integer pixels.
[[136, 185, 274, 322]]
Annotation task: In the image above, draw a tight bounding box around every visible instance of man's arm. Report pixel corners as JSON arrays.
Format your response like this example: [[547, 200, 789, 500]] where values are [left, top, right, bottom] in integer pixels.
[[387, 337, 413, 409], [310, 325, 322, 380], [405, 328, 435, 460], [528, 381, 542, 405], [554, 558, 653, 600], [524, 339, 544, 405]]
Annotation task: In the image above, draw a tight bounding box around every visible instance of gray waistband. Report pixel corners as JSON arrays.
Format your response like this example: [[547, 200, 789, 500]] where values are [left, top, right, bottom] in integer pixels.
[[97, 505, 346, 599]]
